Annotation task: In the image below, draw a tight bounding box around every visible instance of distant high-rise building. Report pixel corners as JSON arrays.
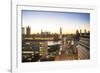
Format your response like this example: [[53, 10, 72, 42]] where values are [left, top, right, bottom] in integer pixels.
[[22, 27, 25, 35], [26, 26, 31, 36]]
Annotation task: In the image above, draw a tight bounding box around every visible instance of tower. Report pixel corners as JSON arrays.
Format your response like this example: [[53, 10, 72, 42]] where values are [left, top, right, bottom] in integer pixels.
[[41, 29, 43, 34], [26, 26, 31, 36], [59, 27, 62, 39], [59, 27, 63, 55], [22, 27, 25, 35], [80, 29, 82, 36], [84, 29, 87, 33]]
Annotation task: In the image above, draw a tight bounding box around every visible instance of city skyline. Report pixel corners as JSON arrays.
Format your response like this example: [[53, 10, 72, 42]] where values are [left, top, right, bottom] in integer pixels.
[[22, 10, 90, 34], [22, 26, 89, 35]]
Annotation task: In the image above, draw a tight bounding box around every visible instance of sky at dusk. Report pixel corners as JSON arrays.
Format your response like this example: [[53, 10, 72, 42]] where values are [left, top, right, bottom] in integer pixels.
[[22, 10, 90, 34]]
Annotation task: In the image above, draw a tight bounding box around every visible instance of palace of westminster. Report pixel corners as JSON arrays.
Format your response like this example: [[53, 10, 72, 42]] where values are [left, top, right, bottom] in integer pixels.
[[22, 26, 90, 62]]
